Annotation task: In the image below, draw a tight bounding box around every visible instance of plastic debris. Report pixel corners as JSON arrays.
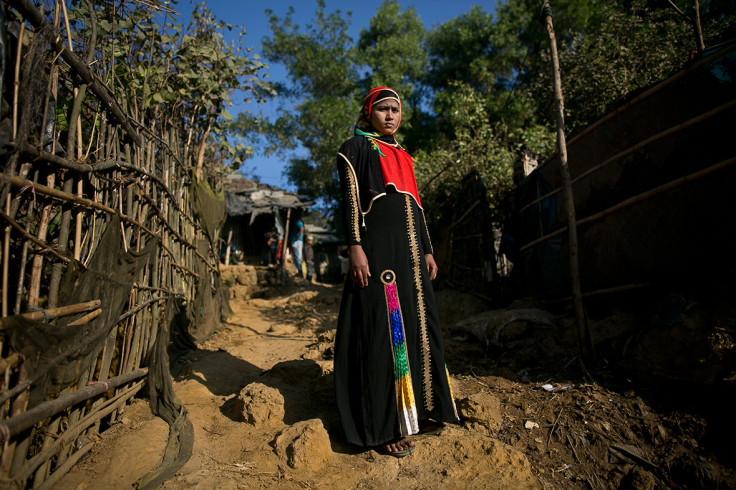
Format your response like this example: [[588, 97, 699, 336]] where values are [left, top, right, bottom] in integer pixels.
[[542, 383, 572, 393]]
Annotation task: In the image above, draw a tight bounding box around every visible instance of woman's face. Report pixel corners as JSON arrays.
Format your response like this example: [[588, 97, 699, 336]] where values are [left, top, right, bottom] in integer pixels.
[[370, 99, 400, 135]]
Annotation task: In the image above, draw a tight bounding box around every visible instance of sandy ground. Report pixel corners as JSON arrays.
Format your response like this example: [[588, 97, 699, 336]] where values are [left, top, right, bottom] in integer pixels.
[[58, 267, 736, 489]]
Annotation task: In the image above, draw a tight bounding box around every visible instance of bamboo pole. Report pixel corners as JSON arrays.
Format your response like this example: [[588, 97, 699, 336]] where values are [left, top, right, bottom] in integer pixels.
[[66, 308, 102, 326], [129, 269, 150, 371], [120, 303, 135, 374], [0, 368, 148, 441], [13, 380, 144, 483], [54, 368, 92, 469], [224, 228, 233, 265], [2, 365, 30, 474], [542, 2, 594, 364], [48, 174, 74, 308], [0, 353, 23, 378], [0, 300, 100, 329], [74, 179, 84, 262], [27, 174, 56, 308], [36, 442, 93, 490], [2, 196, 10, 317]]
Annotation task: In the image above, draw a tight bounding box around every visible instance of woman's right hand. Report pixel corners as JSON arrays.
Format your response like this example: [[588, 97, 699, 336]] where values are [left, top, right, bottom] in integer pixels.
[[348, 245, 371, 288]]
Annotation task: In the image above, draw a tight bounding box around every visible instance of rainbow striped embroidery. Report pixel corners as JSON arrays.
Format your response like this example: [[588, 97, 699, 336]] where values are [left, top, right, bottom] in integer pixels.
[[381, 269, 419, 436]]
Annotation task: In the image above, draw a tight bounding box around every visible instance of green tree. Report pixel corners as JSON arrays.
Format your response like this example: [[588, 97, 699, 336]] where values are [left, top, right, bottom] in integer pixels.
[[424, 6, 496, 93], [531, 0, 736, 133], [254, 0, 359, 202], [68, 1, 270, 181], [249, 0, 735, 230], [357, 1, 427, 134]]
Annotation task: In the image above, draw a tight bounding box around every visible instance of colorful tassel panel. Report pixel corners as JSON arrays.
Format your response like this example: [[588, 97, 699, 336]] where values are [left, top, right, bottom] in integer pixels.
[[381, 270, 419, 436], [445, 365, 459, 420]]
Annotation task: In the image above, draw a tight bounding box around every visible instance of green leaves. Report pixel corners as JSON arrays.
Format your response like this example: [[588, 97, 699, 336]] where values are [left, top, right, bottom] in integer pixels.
[[242, 0, 735, 230]]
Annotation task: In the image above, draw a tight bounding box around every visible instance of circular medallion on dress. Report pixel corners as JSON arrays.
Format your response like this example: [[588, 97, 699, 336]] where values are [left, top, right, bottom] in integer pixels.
[[380, 270, 395, 285]]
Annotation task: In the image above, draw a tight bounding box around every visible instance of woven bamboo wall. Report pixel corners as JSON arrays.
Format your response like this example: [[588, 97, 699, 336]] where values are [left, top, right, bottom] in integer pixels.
[[0, 1, 224, 487]]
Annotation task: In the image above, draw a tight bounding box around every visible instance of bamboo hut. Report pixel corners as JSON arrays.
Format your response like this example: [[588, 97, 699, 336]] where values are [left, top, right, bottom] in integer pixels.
[[222, 175, 311, 265]]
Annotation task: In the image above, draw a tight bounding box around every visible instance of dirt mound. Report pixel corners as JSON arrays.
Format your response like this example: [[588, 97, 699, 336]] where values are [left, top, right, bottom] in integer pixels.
[[457, 392, 503, 434]]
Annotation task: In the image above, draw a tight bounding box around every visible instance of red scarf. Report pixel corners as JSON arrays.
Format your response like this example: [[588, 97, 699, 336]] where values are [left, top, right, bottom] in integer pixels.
[[373, 138, 421, 207]]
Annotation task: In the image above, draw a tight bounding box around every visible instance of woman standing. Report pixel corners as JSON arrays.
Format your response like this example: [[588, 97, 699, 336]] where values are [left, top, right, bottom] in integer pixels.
[[334, 87, 459, 457]]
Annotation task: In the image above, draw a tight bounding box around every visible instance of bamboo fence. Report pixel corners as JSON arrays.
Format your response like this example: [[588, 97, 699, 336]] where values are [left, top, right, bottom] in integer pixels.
[[514, 39, 736, 299], [0, 1, 224, 487]]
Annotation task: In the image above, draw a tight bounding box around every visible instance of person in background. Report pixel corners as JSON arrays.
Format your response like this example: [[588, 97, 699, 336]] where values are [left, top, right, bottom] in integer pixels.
[[304, 235, 315, 283], [318, 251, 330, 281], [291, 217, 305, 276], [267, 228, 280, 267]]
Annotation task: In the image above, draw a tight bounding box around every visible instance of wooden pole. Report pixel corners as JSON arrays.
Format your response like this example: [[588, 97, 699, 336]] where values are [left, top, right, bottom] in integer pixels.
[[281, 208, 291, 284], [542, 2, 594, 364], [0, 300, 100, 329], [224, 228, 233, 266], [693, 0, 705, 52]]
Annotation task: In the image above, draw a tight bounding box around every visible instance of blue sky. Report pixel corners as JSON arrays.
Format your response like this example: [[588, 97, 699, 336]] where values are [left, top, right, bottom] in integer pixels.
[[172, 0, 498, 189]]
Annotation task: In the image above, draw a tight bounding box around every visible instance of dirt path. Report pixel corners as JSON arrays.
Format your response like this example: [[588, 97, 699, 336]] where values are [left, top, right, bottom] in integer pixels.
[[58, 269, 736, 489], [57, 277, 538, 489]]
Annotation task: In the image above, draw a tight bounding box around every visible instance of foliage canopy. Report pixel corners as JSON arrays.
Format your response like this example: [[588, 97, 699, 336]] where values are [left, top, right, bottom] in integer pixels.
[[237, 0, 735, 230]]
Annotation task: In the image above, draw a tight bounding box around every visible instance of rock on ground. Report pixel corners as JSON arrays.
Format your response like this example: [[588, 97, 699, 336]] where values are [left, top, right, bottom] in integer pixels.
[[272, 419, 332, 470], [235, 382, 284, 427]]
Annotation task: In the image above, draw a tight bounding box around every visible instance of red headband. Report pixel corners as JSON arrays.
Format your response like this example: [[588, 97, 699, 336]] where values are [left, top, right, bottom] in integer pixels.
[[361, 87, 402, 128]]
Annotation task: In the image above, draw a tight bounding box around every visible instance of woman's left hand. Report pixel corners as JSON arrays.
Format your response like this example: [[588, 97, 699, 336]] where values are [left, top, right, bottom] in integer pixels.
[[425, 254, 438, 281]]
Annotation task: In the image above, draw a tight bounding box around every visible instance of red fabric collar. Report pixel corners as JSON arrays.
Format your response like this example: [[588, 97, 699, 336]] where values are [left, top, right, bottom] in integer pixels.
[[373, 138, 422, 208]]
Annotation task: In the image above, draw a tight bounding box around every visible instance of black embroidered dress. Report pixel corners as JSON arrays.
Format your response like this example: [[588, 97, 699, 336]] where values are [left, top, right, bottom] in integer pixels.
[[334, 129, 459, 447]]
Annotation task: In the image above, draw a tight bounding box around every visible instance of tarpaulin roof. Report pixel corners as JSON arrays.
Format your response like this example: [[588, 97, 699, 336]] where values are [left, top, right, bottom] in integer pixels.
[[224, 175, 311, 218]]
